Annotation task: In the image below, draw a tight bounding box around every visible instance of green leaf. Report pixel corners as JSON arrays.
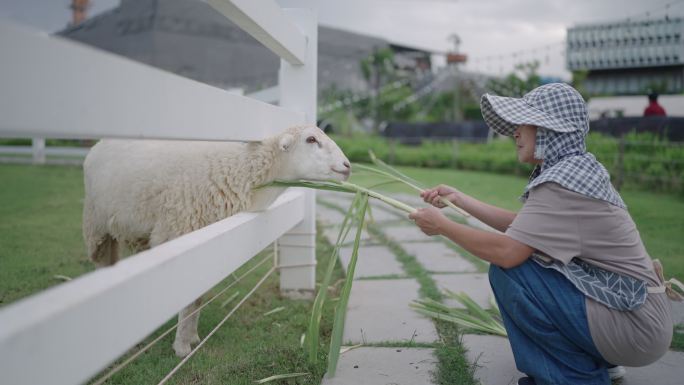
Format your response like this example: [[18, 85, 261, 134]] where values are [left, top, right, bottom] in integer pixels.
[[307, 192, 362, 364], [410, 292, 508, 337], [326, 194, 369, 377], [254, 372, 310, 384]]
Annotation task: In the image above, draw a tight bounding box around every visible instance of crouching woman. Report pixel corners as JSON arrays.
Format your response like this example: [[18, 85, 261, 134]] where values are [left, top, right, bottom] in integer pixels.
[[409, 83, 681, 385]]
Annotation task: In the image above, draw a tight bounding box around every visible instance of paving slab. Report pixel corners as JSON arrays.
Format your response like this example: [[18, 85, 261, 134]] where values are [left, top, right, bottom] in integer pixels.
[[462, 334, 522, 385], [383, 225, 435, 242], [432, 273, 494, 309], [318, 190, 353, 202], [367, 203, 404, 222], [392, 193, 500, 232], [343, 279, 439, 344], [400, 242, 478, 273], [317, 205, 347, 226], [463, 335, 684, 385], [323, 226, 373, 245], [373, 198, 408, 210], [392, 193, 426, 208], [321, 347, 437, 385], [621, 350, 684, 385], [339, 245, 404, 279]]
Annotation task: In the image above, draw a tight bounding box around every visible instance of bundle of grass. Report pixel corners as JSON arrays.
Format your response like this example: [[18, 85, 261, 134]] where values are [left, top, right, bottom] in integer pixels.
[[261, 158, 473, 377], [411, 290, 507, 337]]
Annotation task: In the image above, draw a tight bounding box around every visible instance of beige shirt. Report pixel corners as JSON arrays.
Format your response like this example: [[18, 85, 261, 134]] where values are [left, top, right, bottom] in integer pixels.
[[505, 182, 672, 366]]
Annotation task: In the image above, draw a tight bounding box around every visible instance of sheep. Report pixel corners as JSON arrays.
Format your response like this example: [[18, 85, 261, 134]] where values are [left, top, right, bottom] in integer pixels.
[[82, 125, 351, 357]]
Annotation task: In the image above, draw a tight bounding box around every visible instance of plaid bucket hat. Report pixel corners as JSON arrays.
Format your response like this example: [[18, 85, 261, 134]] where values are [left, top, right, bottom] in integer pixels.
[[481, 83, 589, 136], [479, 82, 626, 209]]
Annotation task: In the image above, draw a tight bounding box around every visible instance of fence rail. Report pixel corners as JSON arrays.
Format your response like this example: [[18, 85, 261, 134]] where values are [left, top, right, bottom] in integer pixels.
[[207, 0, 307, 65], [0, 22, 304, 141], [0, 1, 318, 384], [0, 189, 304, 385]]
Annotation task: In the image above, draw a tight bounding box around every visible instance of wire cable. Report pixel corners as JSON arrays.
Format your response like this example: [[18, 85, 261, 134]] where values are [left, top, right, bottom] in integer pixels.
[[91, 252, 273, 385], [157, 265, 277, 385]]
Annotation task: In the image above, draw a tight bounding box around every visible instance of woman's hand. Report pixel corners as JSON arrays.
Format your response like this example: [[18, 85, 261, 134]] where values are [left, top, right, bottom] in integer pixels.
[[420, 185, 460, 208], [409, 207, 449, 236]]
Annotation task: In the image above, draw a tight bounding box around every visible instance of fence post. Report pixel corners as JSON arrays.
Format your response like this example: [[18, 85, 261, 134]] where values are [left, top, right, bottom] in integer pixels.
[[32, 137, 45, 164], [277, 2, 317, 299], [614, 134, 625, 191]]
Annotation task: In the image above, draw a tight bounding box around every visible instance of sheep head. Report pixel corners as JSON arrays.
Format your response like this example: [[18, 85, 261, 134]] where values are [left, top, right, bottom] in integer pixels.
[[275, 125, 351, 181]]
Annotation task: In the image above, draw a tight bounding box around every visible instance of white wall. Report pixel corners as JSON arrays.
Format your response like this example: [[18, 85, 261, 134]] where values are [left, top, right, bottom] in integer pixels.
[[588, 94, 684, 119]]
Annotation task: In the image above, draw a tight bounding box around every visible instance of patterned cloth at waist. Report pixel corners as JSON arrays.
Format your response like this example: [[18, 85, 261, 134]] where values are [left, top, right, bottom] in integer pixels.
[[531, 253, 648, 311]]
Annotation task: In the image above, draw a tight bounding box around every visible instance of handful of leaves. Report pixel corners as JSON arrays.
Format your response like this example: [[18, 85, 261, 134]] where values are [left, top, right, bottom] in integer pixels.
[[410, 290, 507, 337], [262, 152, 475, 377]]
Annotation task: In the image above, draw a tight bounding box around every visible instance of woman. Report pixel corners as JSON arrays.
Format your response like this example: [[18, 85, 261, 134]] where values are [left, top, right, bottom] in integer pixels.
[[408, 83, 678, 385]]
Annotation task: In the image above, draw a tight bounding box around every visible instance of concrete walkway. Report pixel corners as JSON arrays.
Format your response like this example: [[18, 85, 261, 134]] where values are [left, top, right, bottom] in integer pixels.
[[316, 191, 684, 385]]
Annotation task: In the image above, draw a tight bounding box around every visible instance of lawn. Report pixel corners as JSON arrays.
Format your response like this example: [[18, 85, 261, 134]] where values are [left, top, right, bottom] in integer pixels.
[[350, 165, 684, 280], [1, 162, 683, 383], [0, 163, 345, 384]]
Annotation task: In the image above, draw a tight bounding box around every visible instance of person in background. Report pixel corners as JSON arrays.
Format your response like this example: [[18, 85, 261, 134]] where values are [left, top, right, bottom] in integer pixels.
[[409, 83, 681, 385], [644, 92, 667, 116]]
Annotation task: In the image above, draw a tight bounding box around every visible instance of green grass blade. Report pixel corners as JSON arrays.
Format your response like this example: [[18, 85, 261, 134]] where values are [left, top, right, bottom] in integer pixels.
[[261, 180, 355, 193], [326, 194, 369, 377], [446, 290, 495, 324], [262, 306, 285, 317], [307, 192, 362, 364], [338, 181, 416, 213], [354, 164, 423, 193], [411, 291, 508, 337], [489, 295, 502, 318], [366, 180, 404, 189], [254, 372, 310, 384], [411, 306, 507, 336], [366, 151, 470, 217], [260, 179, 418, 214], [368, 150, 425, 189]]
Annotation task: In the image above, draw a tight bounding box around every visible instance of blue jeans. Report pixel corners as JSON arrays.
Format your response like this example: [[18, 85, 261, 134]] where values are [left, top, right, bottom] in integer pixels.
[[489, 260, 610, 385]]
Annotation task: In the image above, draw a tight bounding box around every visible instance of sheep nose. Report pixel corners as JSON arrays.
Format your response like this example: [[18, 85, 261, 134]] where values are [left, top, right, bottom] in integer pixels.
[[343, 161, 350, 169]]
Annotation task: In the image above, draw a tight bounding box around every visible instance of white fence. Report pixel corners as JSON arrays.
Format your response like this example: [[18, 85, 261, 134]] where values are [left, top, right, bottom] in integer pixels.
[[0, 1, 318, 384]]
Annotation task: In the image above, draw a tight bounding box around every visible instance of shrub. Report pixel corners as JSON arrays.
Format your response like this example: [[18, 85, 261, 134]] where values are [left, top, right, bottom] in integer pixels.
[[333, 132, 684, 194]]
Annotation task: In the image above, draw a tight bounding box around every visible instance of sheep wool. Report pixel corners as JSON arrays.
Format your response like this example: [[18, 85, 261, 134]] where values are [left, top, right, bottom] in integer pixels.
[[81, 125, 350, 357]]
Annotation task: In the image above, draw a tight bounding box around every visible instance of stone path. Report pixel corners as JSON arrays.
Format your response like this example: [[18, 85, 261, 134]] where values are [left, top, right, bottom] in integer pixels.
[[316, 190, 684, 385]]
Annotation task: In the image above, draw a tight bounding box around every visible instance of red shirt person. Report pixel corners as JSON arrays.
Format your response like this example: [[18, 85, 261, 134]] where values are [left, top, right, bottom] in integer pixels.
[[644, 93, 667, 116]]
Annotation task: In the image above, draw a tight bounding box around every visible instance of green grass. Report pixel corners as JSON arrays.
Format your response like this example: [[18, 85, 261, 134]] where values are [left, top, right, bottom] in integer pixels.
[[0, 163, 345, 384], [672, 324, 684, 352], [433, 321, 479, 385], [0, 164, 93, 305], [92, 228, 345, 385], [2, 161, 683, 381], [319, 197, 479, 384], [350, 164, 684, 280], [351, 163, 684, 351]]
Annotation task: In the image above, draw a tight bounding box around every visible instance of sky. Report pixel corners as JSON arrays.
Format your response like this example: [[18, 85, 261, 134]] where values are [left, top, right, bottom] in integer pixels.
[[1, 0, 682, 79]]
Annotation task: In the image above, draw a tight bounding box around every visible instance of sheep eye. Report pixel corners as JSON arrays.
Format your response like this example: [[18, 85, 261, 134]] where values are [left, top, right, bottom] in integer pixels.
[[306, 136, 317, 144]]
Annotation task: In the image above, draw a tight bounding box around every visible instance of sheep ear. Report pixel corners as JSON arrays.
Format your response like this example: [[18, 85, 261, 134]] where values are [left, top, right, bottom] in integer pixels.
[[278, 134, 294, 152]]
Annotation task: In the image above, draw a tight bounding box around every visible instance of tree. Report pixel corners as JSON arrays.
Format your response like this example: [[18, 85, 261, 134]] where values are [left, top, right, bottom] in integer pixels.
[[486, 61, 542, 97], [360, 47, 402, 133]]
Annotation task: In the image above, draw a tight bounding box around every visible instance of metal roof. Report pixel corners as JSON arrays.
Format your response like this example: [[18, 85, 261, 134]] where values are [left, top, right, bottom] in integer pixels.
[[58, 0, 391, 94]]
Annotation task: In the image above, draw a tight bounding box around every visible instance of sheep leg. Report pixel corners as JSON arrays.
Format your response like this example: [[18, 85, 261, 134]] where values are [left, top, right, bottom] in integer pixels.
[[173, 297, 202, 357], [88, 234, 120, 266]]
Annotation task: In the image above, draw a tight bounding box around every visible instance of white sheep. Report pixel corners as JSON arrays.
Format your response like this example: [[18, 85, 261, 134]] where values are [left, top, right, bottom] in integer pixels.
[[82, 125, 350, 357]]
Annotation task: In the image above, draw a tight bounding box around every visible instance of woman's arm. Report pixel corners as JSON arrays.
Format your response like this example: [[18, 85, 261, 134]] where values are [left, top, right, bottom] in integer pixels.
[[409, 207, 533, 268], [422, 185, 516, 232]]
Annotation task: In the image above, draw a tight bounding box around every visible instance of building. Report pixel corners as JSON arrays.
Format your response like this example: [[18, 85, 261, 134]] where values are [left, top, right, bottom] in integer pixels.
[[58, 0, 431, 96], [587, 94, 684, 119], [566, 17, 684, 95]]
